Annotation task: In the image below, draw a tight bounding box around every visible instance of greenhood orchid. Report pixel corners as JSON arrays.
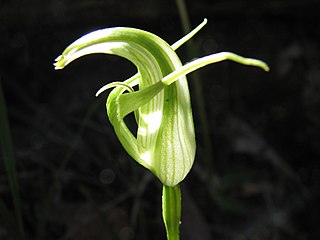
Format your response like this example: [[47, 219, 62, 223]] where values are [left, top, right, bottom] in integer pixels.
[[54, 19, 268, 187], [54, 19, 269, 239]]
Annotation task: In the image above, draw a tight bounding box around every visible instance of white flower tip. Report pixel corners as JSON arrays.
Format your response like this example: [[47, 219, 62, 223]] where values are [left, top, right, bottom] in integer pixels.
[[53, 55, 66, 70]]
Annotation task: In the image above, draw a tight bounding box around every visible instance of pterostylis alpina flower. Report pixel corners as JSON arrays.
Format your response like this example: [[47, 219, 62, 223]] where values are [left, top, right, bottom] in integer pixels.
[[54, 19, 269, 239], [54, 19, 268, 186]]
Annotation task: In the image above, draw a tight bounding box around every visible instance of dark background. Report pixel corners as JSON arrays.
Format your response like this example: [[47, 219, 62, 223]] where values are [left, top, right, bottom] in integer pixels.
[[1, 0, 320, 239]]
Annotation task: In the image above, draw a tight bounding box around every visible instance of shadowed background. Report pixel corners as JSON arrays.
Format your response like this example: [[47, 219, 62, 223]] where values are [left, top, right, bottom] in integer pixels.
[[1, 0, 320, 239]]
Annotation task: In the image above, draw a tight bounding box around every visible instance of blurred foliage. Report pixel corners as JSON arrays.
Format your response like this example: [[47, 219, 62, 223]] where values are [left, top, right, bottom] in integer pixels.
[[0, 79, 25, 240]]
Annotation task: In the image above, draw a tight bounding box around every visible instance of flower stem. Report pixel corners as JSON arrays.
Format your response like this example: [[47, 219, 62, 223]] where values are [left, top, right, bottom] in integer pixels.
[[162, 185, 181, 240]]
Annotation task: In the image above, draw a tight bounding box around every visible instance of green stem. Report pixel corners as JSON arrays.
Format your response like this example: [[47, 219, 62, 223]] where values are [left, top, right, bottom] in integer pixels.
[[162, 185, 181, 240]]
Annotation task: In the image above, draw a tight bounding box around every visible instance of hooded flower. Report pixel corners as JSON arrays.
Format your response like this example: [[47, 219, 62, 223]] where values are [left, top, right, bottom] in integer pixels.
[[54, 19, 268, 186]]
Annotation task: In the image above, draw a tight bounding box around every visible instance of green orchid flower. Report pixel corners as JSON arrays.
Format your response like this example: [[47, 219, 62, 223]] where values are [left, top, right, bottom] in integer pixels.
[[54, 19, 268, 187], [54, 19, 268, 239]]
